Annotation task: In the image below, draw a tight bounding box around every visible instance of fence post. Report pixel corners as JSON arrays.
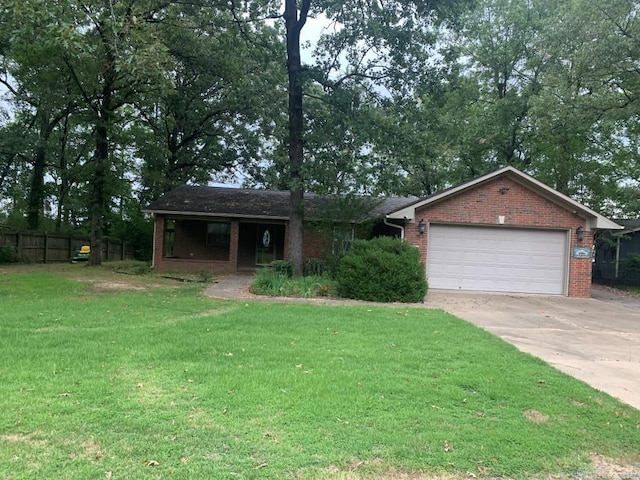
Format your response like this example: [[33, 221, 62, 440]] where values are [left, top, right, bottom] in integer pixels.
[[44, 232, 48, 264], [16, 231, 21, 258]]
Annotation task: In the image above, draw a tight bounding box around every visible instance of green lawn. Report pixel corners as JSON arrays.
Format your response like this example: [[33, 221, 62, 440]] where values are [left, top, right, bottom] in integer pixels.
[[0, 265, 638, 479]]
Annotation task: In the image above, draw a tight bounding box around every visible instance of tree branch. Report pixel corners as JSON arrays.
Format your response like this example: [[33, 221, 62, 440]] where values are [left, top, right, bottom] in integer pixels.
[[0, 72, 18, 97]]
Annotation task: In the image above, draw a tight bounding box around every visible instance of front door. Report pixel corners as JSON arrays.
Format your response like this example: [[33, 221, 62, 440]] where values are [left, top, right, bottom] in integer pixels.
[[256, 224, 276, 265]]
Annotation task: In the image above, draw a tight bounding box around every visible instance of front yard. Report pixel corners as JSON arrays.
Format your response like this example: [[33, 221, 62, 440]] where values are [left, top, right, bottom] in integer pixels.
[[0, 265, 638, 479]]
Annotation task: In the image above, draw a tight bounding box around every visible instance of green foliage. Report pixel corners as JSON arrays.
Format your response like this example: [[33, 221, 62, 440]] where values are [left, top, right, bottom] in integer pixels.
[[0, 0, 286, 249], [197, 270, 214, 283], [322, 252, 345, 278], [159, 270, 214, 283], [618, 253, 640, 286], [269, 259, 293, 277], [107, 260, 152, 276], [303, 257, 324, 276], [0, 242, 21, 264], [337, 237, 427, 302], [251, 268, 334, 298], [106, 205, 153, 261], [251, 268, 291, 296], [621, 253, 640, 269], [6, 0, 640, 239]]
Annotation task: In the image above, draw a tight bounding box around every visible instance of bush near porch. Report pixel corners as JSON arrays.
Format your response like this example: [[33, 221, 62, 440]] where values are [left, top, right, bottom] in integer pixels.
[[336, 236, 428, 302], [252, 237, 428, 302]]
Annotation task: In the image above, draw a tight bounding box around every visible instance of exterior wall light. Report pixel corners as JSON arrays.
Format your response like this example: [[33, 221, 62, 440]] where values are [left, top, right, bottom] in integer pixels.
[[576, 226, 584, 243], [418, 219, 426, 235]]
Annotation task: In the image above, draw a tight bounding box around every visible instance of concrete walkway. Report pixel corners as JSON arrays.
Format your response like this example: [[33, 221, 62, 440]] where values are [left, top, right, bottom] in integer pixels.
[[204, 272, 255, 299], [205, 274, 640, 410]]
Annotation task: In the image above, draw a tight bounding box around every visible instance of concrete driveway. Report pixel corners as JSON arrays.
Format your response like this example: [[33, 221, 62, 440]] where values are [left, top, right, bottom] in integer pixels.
[[425, 287, 640, 410]]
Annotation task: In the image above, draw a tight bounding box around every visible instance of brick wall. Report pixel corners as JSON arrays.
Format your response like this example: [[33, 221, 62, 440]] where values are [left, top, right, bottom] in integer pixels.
[[173, 220, 229, 261], [152, 215, 164, 269], [404, 176, 592, 297], [303, 224, 332, 260], [152, 215, 239, 275]]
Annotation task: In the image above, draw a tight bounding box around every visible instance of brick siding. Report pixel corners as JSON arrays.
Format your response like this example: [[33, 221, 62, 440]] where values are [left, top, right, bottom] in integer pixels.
[[404, 177, 592, 297], [152, 215, 239, 275]]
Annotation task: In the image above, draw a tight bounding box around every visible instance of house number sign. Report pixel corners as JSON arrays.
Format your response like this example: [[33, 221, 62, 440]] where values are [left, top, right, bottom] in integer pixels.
[[262, 229, 271, 248], [572, 246, 591, 259]]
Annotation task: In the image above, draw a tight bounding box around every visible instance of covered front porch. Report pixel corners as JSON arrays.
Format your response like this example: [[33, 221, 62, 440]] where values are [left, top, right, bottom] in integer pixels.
[[153, 215, 286, 274]]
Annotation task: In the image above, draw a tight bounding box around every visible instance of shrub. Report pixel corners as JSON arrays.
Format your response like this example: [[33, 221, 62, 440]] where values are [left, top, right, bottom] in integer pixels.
[[0, 243, 20, 264], [304, 258, 324, 276], [336, 237, 427, 303], [618, 254, 640, 286], [251, 269, 288, 296], [321, 253, 346, 279], [251, 268, 336, 298], [269, 260, 293, 277]]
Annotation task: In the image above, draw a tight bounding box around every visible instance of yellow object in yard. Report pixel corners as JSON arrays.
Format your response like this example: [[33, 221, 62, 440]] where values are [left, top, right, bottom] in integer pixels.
[[72, 245, 91, 262]]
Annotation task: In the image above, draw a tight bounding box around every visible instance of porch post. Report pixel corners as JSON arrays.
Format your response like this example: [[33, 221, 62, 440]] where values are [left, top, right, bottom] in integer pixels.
[[283, 222, 289, 260], [154, 215, 164, 270], [230, 220, 239, 272]]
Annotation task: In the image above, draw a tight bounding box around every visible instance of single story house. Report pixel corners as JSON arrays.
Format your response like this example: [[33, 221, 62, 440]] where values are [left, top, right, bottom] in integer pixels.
[[145, 166, 621, 297], [594, 219, 640, 283]]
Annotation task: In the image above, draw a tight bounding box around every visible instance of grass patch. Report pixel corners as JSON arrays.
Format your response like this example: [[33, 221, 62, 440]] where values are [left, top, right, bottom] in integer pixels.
[[107, 260, 153, 276], [0, 265, 638, 479], [615, 285, 640, 295]]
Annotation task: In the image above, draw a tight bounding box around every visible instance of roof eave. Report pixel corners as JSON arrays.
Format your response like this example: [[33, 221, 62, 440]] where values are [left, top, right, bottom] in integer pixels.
[[612, 226, 640, 236], [142, 209, 290, 221]]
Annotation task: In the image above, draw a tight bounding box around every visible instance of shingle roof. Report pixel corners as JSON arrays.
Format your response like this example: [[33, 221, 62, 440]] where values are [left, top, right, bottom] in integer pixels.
[[613, 219, 640, 233], [145, 185, 418, 222]]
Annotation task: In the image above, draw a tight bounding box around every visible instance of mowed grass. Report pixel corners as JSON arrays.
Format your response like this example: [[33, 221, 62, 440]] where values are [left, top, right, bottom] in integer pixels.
[[0, 266, 638, 479]]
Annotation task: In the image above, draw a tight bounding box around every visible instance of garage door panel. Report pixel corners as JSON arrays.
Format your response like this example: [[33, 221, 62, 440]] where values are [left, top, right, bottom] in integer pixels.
[[427, 225, 567, 295]]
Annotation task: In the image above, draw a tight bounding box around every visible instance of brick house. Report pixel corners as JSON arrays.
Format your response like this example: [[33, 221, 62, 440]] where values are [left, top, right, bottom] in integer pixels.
[[145, 166, 620, 297]]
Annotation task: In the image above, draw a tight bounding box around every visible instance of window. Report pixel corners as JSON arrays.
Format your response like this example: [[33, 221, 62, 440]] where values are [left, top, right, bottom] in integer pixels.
[[164, 219, 175, 257], [333, 226, 354, 255], [207, 222, 231, 247]]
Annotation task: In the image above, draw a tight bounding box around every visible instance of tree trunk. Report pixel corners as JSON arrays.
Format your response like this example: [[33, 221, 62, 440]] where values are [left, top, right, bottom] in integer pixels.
[[90, 121, 108, 266], [55, 114, 70, 232], [284, 0, 310, 277], [27, 108, 52, 230], [89, 62, 115, 266]]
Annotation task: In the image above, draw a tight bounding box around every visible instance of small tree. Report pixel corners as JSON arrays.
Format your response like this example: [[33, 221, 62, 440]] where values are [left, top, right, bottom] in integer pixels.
[[337, 237, 427, 303]]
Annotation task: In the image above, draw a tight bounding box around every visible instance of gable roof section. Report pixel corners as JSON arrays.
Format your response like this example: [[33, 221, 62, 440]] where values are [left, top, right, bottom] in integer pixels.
[[145, 185, 417, 222], [386, 166, 622, 230]]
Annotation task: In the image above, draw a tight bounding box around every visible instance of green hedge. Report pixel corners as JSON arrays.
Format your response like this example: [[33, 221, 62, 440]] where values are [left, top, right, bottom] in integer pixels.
[[336, 237, 427, 302]]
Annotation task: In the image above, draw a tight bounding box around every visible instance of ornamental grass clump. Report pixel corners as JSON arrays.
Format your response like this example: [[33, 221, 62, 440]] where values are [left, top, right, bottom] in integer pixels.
[[251, 262, 335, 297], [336, 236, 427, 302]]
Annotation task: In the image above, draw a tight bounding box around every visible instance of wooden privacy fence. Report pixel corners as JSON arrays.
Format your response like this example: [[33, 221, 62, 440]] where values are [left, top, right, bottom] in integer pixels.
[[0, 230, 135, 263]]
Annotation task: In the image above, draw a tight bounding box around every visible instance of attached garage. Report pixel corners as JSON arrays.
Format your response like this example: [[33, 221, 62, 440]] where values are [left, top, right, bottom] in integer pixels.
[[387, 166, 622, 297], [427, 224, 568, 295]]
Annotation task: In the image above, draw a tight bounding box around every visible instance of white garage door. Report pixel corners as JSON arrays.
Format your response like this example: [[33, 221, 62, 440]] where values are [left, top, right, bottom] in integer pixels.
[[427, 225, 568, 295]]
